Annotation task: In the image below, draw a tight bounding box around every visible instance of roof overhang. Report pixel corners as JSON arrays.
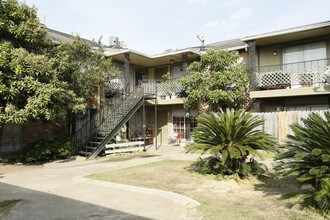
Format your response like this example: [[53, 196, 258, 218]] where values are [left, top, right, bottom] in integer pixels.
[[103, 48, 200, 67], [242, 21, 330, 46]]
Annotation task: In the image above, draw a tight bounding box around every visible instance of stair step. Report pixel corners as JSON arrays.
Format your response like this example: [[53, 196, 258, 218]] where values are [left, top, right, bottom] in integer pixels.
[[78, 151, 91, 156]]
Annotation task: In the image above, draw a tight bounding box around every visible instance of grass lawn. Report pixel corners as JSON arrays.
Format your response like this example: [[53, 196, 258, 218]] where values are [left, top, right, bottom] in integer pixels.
[[87, 160, 324, 220], [0, 200, 20, 219]]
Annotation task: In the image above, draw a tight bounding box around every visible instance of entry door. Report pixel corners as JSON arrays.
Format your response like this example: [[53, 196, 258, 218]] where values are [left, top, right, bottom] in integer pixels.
[[157, 111, 168, 146], [1, 123, 22, 153]]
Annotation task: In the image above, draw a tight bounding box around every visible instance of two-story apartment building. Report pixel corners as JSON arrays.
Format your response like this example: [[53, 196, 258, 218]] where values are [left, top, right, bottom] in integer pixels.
[[99, 38, 247, 149], [3, 21, 330, 158], [243, 21, 330, 112]]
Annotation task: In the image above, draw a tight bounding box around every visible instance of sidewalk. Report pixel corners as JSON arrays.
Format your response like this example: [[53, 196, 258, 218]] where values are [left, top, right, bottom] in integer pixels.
[[0, 145, 202, 220]]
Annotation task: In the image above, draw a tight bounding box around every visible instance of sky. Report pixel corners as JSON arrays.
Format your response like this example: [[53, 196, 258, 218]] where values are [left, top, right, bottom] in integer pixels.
[[23, 0, 330, 55]]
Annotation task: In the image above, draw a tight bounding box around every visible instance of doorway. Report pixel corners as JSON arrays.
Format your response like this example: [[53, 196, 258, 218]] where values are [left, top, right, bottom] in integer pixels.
[[157, 111, 168, 147]]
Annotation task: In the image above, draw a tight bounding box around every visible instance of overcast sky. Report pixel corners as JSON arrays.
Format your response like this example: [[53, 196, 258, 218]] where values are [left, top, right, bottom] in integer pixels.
[[24, 0, 330, 55]]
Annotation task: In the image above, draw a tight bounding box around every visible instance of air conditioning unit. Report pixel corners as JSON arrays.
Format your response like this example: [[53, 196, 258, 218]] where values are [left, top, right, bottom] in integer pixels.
[[119, 41, 127, 48], [109, 36, 119, 47]]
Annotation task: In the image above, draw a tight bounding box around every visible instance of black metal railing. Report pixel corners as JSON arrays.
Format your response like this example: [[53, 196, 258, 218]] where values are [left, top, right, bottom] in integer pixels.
[[72, 80, 155, 156]]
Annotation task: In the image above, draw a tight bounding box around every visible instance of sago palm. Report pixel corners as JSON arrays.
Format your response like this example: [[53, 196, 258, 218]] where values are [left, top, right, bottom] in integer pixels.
[[276, 112, 330, 214], [186, 108, 278, 177]]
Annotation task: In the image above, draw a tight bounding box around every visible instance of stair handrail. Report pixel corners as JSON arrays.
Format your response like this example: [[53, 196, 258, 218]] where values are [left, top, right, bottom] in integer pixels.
[[72, 95, 125, 152], [73, 81, 146, 152]]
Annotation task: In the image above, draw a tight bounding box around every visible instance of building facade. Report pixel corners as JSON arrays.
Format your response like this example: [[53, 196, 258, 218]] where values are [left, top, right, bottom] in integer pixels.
[[243, 21, 330, 112]]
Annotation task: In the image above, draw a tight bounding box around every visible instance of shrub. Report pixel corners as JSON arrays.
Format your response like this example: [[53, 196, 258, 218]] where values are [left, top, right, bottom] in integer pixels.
[[275, 112, 330, 215], [186, 109, 278, 178], [19, 139, 72, 164]]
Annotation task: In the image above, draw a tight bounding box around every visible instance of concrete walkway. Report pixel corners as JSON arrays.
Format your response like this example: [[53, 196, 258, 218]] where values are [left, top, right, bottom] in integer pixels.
[[0, 145, 202, 220]]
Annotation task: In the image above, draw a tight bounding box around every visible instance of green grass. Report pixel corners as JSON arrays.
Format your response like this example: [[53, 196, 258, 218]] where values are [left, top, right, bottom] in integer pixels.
[[87, 160, 325, 220], [0, 200, 20, 219]]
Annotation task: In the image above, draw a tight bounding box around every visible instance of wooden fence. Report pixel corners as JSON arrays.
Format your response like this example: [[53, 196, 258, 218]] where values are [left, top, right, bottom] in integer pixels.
[[252, 110, 328, 142]]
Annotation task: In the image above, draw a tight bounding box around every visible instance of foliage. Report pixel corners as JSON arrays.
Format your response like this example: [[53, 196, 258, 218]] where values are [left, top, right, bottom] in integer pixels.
[[0, 42, 84, 124], [0, 0, 117, 126], [19, 139, 72, 164], [186, 109, 278, 178], [275, 112, 330, 215], [0, 0, 51, 52], [53, 38, 118, 101], [180, 50, 249, 112]]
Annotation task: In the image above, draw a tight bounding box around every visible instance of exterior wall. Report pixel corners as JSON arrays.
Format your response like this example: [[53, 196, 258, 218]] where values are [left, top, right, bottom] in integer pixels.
[[128, 104, 188, 146], [238, 50, 248, 66], [259, 45, 281, 67], [0, 119, 68, 158], [22, 119, 68, 147], [259, 95, 330, 112]]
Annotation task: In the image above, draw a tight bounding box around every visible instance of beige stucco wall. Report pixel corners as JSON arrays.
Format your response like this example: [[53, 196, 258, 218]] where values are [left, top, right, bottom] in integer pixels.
[[148, 67, 154, 80], [259, 45, 281, 67]]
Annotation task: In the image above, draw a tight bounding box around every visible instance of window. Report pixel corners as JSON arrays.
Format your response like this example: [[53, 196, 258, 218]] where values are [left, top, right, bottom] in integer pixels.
[[283, 42, 327, 87], [154, 66, 168, 80], [172, 110, 196, 141]]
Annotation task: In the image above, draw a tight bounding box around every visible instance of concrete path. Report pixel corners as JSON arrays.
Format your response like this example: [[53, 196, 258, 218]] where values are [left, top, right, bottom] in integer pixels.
[[0, 145, 202, 220]]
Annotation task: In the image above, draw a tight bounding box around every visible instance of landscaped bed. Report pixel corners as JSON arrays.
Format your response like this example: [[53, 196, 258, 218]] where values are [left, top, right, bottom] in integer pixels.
[[87, 160, 325, 220]]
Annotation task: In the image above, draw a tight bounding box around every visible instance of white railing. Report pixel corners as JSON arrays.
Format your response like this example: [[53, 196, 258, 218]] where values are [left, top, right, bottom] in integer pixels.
[[255, 59, 330, 90]]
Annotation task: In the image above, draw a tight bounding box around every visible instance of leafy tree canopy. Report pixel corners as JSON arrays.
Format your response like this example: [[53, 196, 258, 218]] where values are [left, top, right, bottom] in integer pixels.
[[0, 0, 117, 125], [0, 0, 51, 52], [180, 50, 249, 112]]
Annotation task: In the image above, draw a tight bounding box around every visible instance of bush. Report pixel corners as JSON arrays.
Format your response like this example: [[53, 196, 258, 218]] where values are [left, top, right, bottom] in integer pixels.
[[275, 112, 330, 215], [19, 139, 72, 164], [186, 109, 278, 178]]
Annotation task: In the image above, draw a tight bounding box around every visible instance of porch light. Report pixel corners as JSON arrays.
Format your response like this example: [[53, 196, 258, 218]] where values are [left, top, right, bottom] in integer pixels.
[[273, 51, 278, 56]]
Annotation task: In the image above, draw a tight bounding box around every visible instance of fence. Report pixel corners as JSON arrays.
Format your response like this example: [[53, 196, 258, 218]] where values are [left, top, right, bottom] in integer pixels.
[[252, 110, 329, 142]]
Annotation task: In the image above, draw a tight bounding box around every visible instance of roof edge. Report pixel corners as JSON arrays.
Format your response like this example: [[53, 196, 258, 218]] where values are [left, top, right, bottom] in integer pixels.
[[242, 21, 330, 41]]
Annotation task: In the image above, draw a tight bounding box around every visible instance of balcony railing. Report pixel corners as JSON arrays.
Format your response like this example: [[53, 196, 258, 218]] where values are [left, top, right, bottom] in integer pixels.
[[254, 58, 330, 91], [142, 78, 184, 99]]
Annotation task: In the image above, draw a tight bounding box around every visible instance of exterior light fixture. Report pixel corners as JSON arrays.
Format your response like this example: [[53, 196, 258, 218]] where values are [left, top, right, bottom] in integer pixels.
[[273, 51, 278, 56]]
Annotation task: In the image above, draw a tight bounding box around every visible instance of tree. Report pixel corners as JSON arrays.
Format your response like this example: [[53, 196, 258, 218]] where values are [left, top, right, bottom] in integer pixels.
[[53, 38, 117, 103], [0, 42, 84, 124], [0, 0, 52, 52], [186, 109, 277, 177], [180, 50, 249, 113], [275, 112, 330, 214], [0, 0, 116, 126]]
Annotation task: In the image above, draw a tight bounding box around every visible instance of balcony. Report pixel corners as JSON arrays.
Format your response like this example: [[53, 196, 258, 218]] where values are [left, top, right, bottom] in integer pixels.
[[142, 78, 185, 100], [253, 58, 330, 91]]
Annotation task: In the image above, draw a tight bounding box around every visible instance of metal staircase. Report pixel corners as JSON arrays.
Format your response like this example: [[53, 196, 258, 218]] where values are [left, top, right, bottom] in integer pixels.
[[73, 82, 154, 159]]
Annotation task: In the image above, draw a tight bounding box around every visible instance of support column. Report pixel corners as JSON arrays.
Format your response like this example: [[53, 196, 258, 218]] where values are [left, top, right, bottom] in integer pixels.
[[182, 53, 188, 74], [247, 40, 257, 90], [142, 100, 146, 151], [124, 53, 130, 94]]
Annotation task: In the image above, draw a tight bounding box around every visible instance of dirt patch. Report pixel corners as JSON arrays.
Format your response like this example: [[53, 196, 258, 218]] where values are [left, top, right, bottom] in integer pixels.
[[96, 154, 160, 163], [87, 160, 325, 220]]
